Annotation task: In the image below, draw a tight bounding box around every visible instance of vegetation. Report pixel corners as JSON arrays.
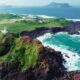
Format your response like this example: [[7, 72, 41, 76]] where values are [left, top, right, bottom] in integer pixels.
[[0, 34, 41, 72], [0, 14, 72, 72], [0, 14, 72, 73], [0, 17, 71, 32], [0, 13, 21, 20]]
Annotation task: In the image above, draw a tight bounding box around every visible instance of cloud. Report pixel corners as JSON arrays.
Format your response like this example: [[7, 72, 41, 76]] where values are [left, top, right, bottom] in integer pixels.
[[0, 0, 79, 6]]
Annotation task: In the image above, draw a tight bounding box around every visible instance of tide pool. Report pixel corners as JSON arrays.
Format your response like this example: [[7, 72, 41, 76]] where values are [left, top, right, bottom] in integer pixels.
[[37, 32, 80, 71]]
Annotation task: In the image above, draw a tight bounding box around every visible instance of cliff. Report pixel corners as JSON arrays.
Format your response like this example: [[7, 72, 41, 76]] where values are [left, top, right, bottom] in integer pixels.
[[0, 21, 80, 80], [0, 34, 80, 80], [0, 33, 66, 80], [20, 21, 80, 39]]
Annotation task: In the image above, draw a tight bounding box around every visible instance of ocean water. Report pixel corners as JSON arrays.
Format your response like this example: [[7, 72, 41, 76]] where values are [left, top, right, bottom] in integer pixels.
[[0, 7, 80, 19], [37, 32, 80, 71]]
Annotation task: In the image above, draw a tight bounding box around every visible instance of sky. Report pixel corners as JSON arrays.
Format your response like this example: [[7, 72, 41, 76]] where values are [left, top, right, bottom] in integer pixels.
[[0, 0, 80, 7]]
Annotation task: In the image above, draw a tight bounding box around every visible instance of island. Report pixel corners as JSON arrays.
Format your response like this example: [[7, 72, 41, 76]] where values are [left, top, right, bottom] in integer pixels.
[[45, 2, 71, 8]]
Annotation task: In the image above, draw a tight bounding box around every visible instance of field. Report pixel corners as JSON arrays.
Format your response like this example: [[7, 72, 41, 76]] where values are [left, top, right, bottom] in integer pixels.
[[0, 14, 71, 33]]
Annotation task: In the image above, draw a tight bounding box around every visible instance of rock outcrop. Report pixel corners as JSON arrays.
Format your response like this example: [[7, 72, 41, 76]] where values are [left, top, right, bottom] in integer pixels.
[[0, 22, 80, 80], [20, 21, 80, 39], [20, 27, 64, 39], [2, 47, 66, 80], [0, 34, 66, 80], [64, 21, 80, 34]]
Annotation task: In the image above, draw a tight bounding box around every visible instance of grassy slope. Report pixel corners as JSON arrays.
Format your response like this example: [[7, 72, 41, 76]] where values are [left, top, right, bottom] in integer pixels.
[[0, 13, 21, 20], [0, 18, 71, 33], [0, 35, 41, 72]]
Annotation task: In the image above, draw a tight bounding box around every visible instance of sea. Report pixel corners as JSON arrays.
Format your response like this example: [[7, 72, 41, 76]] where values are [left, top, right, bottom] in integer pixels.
[[37, 32, 80, 71], [0, 7, 80, 19], [1, 6, 80, 71]]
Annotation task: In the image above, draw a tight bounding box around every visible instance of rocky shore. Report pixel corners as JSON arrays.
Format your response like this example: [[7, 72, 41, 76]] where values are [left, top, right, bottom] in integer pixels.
[[0, 21, 80, 80], [0, 34, 66, 80], [2, 47, 66, 80], [21, 21, 80, 39], [1, 38, 80, 80], [20, 27, 64, 39]]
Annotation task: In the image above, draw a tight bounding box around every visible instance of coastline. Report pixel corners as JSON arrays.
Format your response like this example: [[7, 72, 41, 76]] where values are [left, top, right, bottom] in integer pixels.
[[67, 18, 80, 22], [23, 14, 80, 21], [22, 14, 80, 21], [8, 13, 80, 21], [0, 13, 80, 79], [37, 33, 80, 71]]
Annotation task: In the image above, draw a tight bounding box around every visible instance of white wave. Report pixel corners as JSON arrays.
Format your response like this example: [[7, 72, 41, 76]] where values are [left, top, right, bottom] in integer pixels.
[[55, 32, 68, 35], [43, 44, 80, 71], [37, 15, 55, 18], [23, 14, 55, 19], [37, 33, 80, 71], [67, 18, 80, 22], [37, 33, 53, 42]]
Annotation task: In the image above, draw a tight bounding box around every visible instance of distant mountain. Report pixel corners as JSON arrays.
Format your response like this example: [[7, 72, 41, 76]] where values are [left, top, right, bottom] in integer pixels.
[[0, 2, 72, 9], [45, 2, 71, 8]]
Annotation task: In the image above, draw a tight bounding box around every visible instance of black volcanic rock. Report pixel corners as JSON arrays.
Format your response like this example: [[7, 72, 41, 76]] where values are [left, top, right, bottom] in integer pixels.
[[64, 21, 80, 34], [20, 21, 80, 38], [1, 21, 80, 80], [62, 71, 80, 80], [2, 47, 66, 80], [20, 27, 64, 39]]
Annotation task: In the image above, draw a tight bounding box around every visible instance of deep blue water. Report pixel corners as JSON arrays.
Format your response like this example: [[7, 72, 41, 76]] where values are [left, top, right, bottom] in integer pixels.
[[0, 7, 80, 19]]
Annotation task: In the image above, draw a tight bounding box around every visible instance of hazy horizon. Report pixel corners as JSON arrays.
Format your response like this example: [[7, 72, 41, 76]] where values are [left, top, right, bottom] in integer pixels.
[[0, 0, 80, 7]]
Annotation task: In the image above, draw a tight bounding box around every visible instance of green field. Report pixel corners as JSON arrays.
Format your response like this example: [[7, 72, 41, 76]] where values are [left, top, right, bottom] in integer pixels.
[[0, 13, 21, 20], [0, 14, 71, 33]]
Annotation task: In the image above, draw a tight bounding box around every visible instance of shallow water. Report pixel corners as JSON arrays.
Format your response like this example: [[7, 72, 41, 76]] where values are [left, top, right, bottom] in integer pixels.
[[37, 32, 80, 71]]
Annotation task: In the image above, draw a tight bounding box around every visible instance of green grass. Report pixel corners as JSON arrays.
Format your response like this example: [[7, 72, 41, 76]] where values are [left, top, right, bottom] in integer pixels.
[[0, 13, 71, 33], [0, 18, 71, 33], [0, 13, 21, 20], [0, 35, 41, 72]]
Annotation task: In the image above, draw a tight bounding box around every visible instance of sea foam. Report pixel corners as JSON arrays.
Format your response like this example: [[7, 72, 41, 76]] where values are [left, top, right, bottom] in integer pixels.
[[37, 33, 80, 71]]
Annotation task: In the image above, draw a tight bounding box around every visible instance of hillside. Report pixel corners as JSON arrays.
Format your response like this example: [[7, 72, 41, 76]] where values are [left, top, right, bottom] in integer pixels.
[[0, 32, 79, 80], [0, 32, 66, 80]]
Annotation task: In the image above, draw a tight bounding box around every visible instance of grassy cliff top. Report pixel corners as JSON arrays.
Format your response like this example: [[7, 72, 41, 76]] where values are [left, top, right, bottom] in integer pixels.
[[0, 17, 71, 33], [0, 13, 21, 20], [0, 34, 42, 72]]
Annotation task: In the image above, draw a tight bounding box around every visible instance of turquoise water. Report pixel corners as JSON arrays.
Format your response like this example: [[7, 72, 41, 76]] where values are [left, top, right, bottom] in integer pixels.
[[37, 32, 80, 71], [43, 32, 80, 54]]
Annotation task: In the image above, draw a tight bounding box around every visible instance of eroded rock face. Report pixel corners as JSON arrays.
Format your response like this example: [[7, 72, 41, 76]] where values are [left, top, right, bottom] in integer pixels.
[[26, 47, 66, 80], [20, 27, 64, 39], [2, 47, 66, 80], [63, 71, 80, 80], [20, 22, 80, 39], [1, 27, 80, 80], [0, 35, 80, 80], [64, 22, 80, 34]]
